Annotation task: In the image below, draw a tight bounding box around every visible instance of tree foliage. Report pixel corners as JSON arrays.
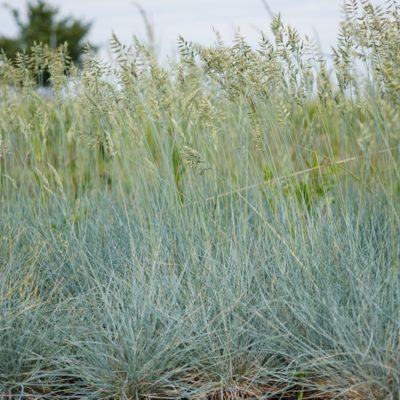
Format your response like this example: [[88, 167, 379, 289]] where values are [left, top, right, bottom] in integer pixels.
[[0, 0, 94, 83]]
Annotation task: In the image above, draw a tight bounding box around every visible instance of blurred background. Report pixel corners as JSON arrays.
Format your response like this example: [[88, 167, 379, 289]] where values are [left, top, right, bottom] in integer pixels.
[[0, 0, 358, 61]]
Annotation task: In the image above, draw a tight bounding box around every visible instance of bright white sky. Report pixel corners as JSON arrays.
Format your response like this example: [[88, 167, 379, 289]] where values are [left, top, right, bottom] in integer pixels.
[[0, 0, 386, 61]]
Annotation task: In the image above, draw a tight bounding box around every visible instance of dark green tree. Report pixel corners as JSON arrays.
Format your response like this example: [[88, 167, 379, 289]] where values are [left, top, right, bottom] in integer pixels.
[[0, 0, 95, 84]]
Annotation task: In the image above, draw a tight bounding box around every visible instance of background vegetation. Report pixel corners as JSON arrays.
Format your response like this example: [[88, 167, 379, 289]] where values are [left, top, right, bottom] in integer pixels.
[[0, 0, 93, 85], [0, 1, 399, 398]]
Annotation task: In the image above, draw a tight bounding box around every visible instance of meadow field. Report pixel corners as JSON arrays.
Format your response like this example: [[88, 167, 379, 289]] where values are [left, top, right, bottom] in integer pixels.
[[0, 1, 399, 398]]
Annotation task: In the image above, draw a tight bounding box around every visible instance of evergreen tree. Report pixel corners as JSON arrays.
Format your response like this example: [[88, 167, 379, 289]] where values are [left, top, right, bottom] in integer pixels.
[[0, 0, 95, 84]]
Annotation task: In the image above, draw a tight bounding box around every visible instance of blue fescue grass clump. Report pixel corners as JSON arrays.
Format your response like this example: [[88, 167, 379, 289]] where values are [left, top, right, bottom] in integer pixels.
[[1, 0, 400, 398], [0, 193, 399, 398]]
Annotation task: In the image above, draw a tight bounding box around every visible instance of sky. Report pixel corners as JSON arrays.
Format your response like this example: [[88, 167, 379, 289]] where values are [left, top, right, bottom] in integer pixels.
[[0, 0, 385, 61]]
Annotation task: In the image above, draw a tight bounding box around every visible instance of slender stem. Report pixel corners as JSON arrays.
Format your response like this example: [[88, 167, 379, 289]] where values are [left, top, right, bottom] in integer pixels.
[[260, 0, 275, 19]]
